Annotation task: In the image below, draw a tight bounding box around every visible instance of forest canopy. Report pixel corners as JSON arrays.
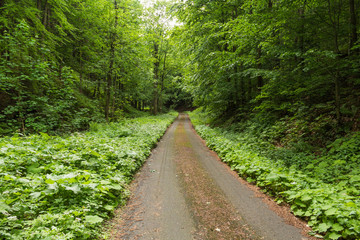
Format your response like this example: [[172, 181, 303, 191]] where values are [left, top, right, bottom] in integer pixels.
[[0, 0, 190, 135], [0, 0, 359, 145], [173, 0, 360, 148]]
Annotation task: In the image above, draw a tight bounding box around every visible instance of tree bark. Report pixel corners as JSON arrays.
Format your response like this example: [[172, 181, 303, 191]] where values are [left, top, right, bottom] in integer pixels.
[[159, 50, 167, 113], [105, 0, 118, 121], [256, 47, 263, 90], [42, 0, 48, 27], [349, 0, 357, 54], [79, 49, 83, 93], [152, 42, 160, 115], [37, 0, 42, 11], [111, 74, 117, 118], [299, 4, 305, 54], [334, 72, 341, 124]]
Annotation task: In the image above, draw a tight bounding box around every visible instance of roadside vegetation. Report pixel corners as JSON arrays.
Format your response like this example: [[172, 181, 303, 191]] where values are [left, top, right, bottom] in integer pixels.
[[190, 110, 360, 240], [177, 0, 360, 238], [0, 113, 176, 239]]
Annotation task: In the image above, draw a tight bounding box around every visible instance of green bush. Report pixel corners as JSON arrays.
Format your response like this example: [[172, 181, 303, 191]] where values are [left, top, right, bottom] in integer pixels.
[[0, 112, 177, 239], [190, 111, 360, 240]]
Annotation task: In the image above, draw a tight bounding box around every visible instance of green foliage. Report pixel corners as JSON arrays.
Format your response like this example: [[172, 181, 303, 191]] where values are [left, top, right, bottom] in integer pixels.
[[190, 111, 360, 240], [308, 132, 360, 183], [0, 18, 102, 135], [0, 112, 176, 239], [1, 0, 183, 135], [174, 0, 360, 147]]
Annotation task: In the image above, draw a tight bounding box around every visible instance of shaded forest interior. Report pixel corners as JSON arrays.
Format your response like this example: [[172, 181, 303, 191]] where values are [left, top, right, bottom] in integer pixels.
[[0, 0, 359, 149]]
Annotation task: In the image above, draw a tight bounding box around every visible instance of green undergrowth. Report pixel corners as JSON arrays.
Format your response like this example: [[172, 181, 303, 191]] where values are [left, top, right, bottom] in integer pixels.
[[0, 112, 177, 239], [189, 111, 360, 240]]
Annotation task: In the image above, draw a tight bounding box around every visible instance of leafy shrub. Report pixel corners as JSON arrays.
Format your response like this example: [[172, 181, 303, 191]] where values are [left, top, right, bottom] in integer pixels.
[[190, 112, 360, 240], [307, 132, 360, 183], [0, 21, 103, 136], [0, 112, 176, 239]]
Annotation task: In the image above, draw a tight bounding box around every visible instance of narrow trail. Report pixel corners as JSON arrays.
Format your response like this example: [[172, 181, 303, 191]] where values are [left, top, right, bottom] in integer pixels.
[[107, 114, 311, 240]]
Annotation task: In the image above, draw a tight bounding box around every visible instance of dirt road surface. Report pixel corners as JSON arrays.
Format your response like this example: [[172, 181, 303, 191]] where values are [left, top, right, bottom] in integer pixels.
[[107, 114, 312, 240]]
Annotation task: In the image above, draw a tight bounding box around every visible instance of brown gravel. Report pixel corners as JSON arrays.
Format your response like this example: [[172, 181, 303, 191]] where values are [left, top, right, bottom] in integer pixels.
[[174, 120, 260, 239]]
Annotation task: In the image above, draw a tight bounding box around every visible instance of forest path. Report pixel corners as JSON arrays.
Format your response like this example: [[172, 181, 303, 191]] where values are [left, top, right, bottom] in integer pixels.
[[106, 114, 311, 240]]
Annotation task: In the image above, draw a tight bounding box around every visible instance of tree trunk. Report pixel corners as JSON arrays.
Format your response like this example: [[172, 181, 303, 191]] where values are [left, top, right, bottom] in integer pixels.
[[256, 47, 263, 90], [79, 49, 83, 93], [233, 66, 238, 106], [96, 77, 101, 98], [111, 74, 117, 118], [153, 82, 158, 115], [349, 0, 357, 54], [299, 5, 305, 54], [0, 1, 6, 57], [239, 78, 245, 105], [159, 50, 167, 113], [152, 42, 160, 115], [105, 71, 112, 121], [334, 72, 341, 124], [105, 0, 118, 121], [247, 78, 252, 103], [42, 0, 48, 27], [37, 0, 42, 11]]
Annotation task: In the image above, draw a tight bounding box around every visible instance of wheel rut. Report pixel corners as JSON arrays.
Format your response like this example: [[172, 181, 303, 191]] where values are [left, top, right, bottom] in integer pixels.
[[106, 114, 311, 240]]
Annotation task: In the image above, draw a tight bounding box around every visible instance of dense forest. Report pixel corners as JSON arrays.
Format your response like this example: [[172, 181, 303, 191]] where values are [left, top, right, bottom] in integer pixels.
[[175, 0, 360, 149], [0, 0, 190, 135], [1, 0, 360, 239], [1, 0, 359, 145]]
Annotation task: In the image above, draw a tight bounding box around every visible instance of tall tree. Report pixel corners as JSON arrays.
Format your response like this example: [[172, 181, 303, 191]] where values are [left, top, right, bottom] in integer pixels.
[[105, 0, 119, 121]]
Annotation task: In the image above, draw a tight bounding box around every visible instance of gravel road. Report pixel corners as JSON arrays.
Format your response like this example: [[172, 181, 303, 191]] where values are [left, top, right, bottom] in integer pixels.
[[107, 114, 311, 240]]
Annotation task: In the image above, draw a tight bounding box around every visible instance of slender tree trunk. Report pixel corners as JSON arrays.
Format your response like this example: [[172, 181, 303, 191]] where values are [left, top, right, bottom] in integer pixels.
[[153, 82, 158, 115], [0, 1, 4, 27], [43, 2, 48, 26], [152, 43, 160, 115], [105, 70, 112, 121], [105, 0, 118, 121], [42, 0, 50, 28], [37, 0, 42, 11], [159, 51, 167, 113], [334, 73, 341, 124], [246, 78, 252, 103], [239, 78, 245, 105], [233, 65, 238, 106], [79, 49, 83, 93], [299, 4, 305, 54], [111, 74, 117, 118], [349, 0, 357, 54], [97, 77, 101, 98], [256, 47, 263, 90], [91, 74, 96, 98]]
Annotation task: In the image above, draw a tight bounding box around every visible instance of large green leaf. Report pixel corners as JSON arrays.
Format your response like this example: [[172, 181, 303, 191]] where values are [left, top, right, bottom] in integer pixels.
[[318, 223, 331, 232], [0, 202, 10, 213], [85, 215, 103, 224]]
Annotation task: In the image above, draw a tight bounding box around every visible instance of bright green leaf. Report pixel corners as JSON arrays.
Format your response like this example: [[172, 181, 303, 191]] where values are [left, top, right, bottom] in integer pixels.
[[318, 223, 331, 232], [85, 215, 103, 224], [328, 232, 341, 240], [331, 223, 344, 232]]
